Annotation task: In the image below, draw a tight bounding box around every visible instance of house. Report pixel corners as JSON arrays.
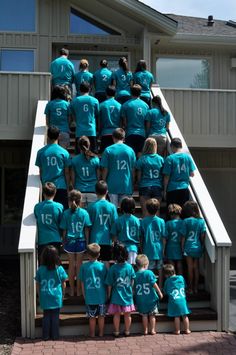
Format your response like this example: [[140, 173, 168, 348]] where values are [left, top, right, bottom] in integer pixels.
[[0, 0, 233, 336]]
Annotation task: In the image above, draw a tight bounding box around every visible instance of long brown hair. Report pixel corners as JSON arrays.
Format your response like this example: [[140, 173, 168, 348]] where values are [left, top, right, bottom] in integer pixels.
[[152, 95, 168, 116], [68, 190, 82, 212], [78, 136, 97, 160]]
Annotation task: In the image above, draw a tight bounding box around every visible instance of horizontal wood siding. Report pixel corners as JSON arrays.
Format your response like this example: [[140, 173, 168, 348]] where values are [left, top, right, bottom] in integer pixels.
[[162, 88, 236, 148], [0, 73, 50, 140]]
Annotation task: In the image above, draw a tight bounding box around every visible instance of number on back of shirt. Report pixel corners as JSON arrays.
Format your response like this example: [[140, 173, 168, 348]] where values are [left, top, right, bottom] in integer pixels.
[[149, 169, 159, 179], [102, 74, 108, 81], [83, 104, 89, 112], [98, 213, 110, 225], [41, 278, 56, 292], [171, 287, 185, 300], [150, 230, 160, 243], [126, 226, 137, 237], [116, 160, 127, 170], [136, 283, 150, 296], [116, 276, 130, 287], [188, 231, 196, 242], [41, 214, 53, 225], [177, 163, 186, 174], [86, 277, 101, 289], [46, 156, 57, 166], [71, 221, 82, 233], [82, 166, 89, 177], [171, 231, 178, 242]]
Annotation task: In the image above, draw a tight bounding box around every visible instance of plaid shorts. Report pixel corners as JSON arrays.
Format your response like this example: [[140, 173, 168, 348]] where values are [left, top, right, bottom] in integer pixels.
[[140, 304, 159, 317], [86, 304, 106, 318]]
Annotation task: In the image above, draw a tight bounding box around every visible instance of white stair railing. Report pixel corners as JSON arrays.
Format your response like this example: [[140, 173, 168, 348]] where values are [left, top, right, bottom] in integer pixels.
[[152, 85, 232, 331]]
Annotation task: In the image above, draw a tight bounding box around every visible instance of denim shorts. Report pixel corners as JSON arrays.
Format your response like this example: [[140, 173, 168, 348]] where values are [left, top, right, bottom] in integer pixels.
[[64, 239, 86, 253], [86, 304, 106, 318], [140, 304, 159, 317], [139, 186, 162, 199], [149, 259, 163, 271]]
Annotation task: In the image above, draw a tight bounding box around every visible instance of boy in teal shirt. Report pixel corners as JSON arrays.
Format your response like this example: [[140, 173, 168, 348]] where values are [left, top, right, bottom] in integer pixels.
[[34, 182, 63, 260], [79, 243, 107, 337], [87, 181, 118, 267], [141, 198, 166, 287], [135, 255, 163, 335], [101, 128, 136, 207]]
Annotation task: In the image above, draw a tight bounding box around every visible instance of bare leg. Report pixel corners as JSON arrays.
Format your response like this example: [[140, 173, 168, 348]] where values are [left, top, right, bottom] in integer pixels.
[[139, 196, 148, 217], [182, 316, 191, 334], [157, 267, 163, 289], [142, 316, 148, 335], [176, 260, 183, 275], [124, 312, 132, 335], [89, 318, 96, 337], [174, 317, 181, 334], [98, 316, 105, 337], [193, 258, 199, 293], [149, 315, 156, 335], [113, 313, 120, 335], [186, 256, 194, 293], [76, 253, 83, 296], [68, 253, 76, 296]]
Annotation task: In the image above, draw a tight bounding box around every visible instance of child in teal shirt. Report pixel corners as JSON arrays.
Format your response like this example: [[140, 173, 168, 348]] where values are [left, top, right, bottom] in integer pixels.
[[111, 197, 140, 265], [105, 244, 136, 337], [141, 198, 166, 287], [78, 243, 107, 337], [35, 245, 68, 340], [135, 255, 163, 335], [163, 264, 191, 335]]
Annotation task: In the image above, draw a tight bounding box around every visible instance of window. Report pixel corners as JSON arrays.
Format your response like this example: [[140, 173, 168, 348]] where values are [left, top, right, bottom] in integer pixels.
[[0, 50, 34, 72], [70, 8, 120, 35], [156, 58, 210, 89], [0, 0, 36, 32]]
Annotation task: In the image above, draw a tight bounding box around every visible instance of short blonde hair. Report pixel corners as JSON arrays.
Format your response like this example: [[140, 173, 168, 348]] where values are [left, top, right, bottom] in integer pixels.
[[168, 204, 182, 216], [136, 254, 149, 268], [86, 243, 101, 258]]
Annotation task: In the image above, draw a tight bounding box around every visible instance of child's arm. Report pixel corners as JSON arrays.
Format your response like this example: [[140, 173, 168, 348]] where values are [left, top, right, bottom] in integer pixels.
[[36, 282, 40, 297], [153, 283, 163, 299], [62, 230, 67, 245], [84, 227, 90, 245], [81, 282, 85, 299], [107, 286, 112, 299], [102, 168, 108, 181], [163, 175, 169, 201], [62, 281, 67, 297], [162, 238, 166, 258], [181, 236, 185, 253]]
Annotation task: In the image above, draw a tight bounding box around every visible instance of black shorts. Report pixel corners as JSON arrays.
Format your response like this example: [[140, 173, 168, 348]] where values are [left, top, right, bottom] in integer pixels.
[[95, 92, 107, 103], [140, 96, 151, 108], [125, 134, 145, 155], [100, 135, 114, 153], [98, 245, 112, 262], [166, 188, 190, 208], [76, 136, 97, 154], [54, 188, 68, 210]]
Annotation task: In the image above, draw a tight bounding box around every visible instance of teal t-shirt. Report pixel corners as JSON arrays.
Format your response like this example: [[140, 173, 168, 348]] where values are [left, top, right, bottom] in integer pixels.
[[165, 219, 184, 260], [74, 70, 93, 95], [94, 68, 112, 93], [34, 200, 63, 246], [71, 154, 100, 192], [121, 98, 149, 137], [105, 262, 136, 306], [136, 153, 164, 188], [181, 217, 206, 258], [87, 199, 118, 245], [60, 208, 91, 241], [133, 70, 154, 98], [111, 214, 140, 252], [112, 68, 133, 98], [50, 57, 75, 86], [44, 99, 70, 133], [147, 108, 171, 136], [35, 265, 68, 310], [141, 215, 166, 260], [163, 152, 196, 192], [163, 275, 190, 317], [78, 260, 107, 305], [134, 269, 159, 313], [70, 95, 99, 137], [35, 143, 71, 189], [99, 98, 121, 136], [100, 143, 136, 195]]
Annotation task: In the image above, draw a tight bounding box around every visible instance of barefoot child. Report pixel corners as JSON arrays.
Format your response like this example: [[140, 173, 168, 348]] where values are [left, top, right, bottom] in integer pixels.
[[134, 255, 163, 335], [60, 190, 91, 296], [78, 243, 107, 337], [105, 244, 136, 337], [163, 264, 191, 335], [35, 245, 68, 340]]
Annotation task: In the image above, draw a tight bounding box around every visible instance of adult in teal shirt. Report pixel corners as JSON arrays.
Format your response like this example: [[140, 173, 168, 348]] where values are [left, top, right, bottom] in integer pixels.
[[136, 137, 164, 216], [163, 138, 196, 207], [70, 82, 99, 153], [34, 182, 63, 259], [44, 86, 70, 148], [94, 59, 112, 103], [112, 57, 133, 104], [35, 126, 71, 209], [101, 128, 136, 207], [99, 86, 121, 153], [50, 48, 75, 95], [74, 59, 93, 96], [87, 181, 118, 265], [146, 95, 171, 156], [133, 60, 154, 107], [121, 84, 149, 155]]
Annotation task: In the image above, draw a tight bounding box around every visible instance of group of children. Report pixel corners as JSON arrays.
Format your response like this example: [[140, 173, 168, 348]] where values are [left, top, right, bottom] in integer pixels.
[[34, 51, 206, 340]]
